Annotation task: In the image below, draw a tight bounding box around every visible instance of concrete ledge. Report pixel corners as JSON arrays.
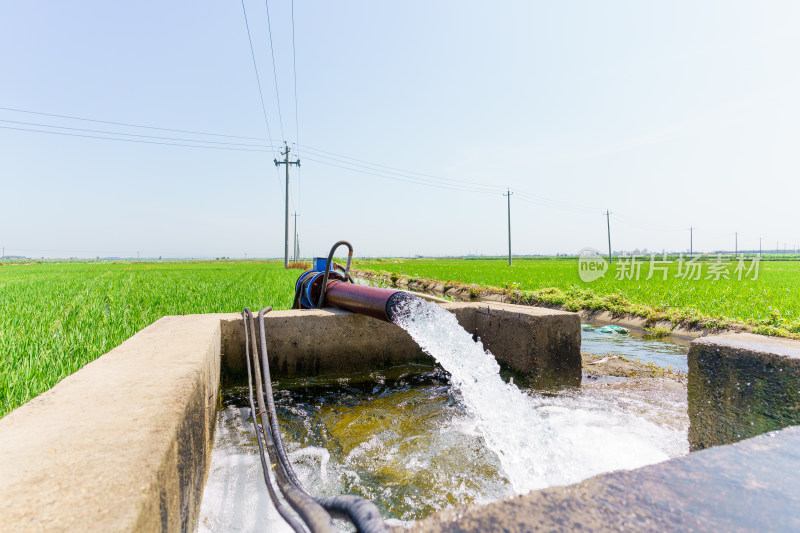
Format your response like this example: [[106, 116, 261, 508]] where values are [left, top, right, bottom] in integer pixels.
[[688, 332, 800, 450], [220, 302, 581, 387], [404, 425, 800, 532], [0, 302, 580, 532], [0, 314, 222, 532]]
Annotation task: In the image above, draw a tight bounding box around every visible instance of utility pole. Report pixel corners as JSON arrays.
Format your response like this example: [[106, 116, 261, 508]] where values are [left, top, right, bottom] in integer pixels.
[[503, 189, 513, 266], [690, 227, 693, 255], [275, 143, 300, 268], [292, 212, 300, 262], [735, 232, 738, 256], [605, 210, 612, 263], [759, 237, 762, 257]]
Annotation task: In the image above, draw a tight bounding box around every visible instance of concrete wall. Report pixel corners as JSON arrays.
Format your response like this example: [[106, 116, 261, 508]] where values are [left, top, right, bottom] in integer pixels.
[[688, 332, 800, 450], [0, 302, 580, 532], [220, 302, 581, 387], [405, 425, 800, 532], [0, 314, 222, 533]]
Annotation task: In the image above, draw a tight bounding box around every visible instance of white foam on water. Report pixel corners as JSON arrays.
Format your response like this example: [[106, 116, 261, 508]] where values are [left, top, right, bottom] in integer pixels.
[[197, 408, 295, 533], [391, 298, 682, 493]]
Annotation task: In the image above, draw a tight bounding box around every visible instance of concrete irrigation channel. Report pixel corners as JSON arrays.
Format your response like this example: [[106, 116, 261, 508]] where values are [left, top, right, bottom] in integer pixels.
[[0, 301, 798, 531]]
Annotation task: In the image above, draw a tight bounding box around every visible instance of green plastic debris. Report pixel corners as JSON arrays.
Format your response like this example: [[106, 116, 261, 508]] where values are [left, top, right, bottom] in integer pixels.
[[597, 325, 629, 334]]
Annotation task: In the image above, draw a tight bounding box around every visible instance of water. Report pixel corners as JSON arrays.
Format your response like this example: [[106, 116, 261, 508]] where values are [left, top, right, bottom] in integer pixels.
[[389, 298, 684, 493], [581, 323, 689, 372], [198, 300, 689, 529]]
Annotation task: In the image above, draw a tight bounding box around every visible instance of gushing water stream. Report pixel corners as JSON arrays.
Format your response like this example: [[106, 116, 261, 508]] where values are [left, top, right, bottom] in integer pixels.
[[198, 299, 688, 530], [389, 297, 678, 493]]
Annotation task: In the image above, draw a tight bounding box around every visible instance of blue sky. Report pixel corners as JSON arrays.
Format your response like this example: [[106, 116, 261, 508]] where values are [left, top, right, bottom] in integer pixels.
[[1, 1, 798, 258]]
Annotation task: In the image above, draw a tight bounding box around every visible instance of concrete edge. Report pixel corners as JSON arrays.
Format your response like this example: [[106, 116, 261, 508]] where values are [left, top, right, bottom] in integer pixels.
[[402, 425, 800, 532], [0, 314, 223, 533], [352, 268, 739, 342]]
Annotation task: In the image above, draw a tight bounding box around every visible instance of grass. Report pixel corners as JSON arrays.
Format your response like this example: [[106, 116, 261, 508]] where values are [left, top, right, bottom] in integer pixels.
[[3, 256, 798, 417], [355, 258, 800, 337], [0, 261, 297, 418]]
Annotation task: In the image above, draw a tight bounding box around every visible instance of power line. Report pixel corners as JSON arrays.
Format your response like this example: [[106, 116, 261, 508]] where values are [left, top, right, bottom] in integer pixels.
[[290, 0, 302, 217], [302, 151, 497, 193], [301, 155, 502, 194], [0, 124, 273, 152], [297, 143, 502, 192], [240, 0, 275, 148], [264, 0, 285, 140], [0, 105, 265, 140], [291, 0, 300, 152], [240, 0, 283, 198], [0, 118, 273, 148]]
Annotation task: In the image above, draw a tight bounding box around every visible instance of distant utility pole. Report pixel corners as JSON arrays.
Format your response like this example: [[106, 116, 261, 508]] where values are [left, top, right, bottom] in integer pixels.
[[605, 210, 612, 263], [503, 189, 513, 266], [759, 237, 762, 257], [777, 241, 780, 255], [292, 212, 300, 262], [137, 250, 140, 262], [735, 232, 738, 256], [275, 143, 300, 268], [690, 227, 693, 255], [244, 252, 247, 260]]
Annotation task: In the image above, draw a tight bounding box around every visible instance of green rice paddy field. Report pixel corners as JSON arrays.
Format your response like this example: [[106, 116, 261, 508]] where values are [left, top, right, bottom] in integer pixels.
[[0, 262, 297, 417], [357, 258, 800, 336], [1, 257, 798, 417]]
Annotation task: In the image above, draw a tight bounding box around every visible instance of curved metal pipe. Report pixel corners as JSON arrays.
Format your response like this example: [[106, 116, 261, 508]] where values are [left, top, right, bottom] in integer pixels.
[[317, 240, 353, 308]]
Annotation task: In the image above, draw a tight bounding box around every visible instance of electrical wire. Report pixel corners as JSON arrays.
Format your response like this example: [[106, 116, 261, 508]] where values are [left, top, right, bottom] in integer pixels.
[[240, 0, 283, 196], [0, 118, 274, 148], [240, 0, 274, 146], [291, 0, 302, 220], [297, 143, 503, 193], [0, 124, 273, 152], [264, 0, 285, 141], [291, 0, 300, 155], [0, 105, 265, 141], [301, 155, 502, 194]]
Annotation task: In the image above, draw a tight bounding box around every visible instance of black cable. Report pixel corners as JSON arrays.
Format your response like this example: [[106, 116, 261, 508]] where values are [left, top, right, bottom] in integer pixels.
[[254, 307, 387, 532], [291, 0, 301, 154], [0, 118, 274, 148], [240, 0, 274, 147], [297, 143, 503, 192], [240, 0, 285, 197], [0, 105, 265, 140], [301, 155, 500, 194], [300, 151, 500, 193], [241, 309, 307, 533], [246, 308, 334, 533], [0, 124, 272, 152], [264, 0, 285, 140], [291, 0, 302, 218]]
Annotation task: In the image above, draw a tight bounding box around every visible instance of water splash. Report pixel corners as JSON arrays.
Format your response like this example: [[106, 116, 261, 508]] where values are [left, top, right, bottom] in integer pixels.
[[390, 297, 678, 493]]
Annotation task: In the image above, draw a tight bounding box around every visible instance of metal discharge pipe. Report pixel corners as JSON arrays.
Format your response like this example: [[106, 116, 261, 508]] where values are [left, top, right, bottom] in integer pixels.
[[324, 281, 415, 322]]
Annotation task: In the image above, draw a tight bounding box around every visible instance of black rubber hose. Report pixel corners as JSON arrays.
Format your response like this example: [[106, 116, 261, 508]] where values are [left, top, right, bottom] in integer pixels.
[[256, 308, 388, 533], [241, 309, 307, 533], [248, 309, 335, 533]]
